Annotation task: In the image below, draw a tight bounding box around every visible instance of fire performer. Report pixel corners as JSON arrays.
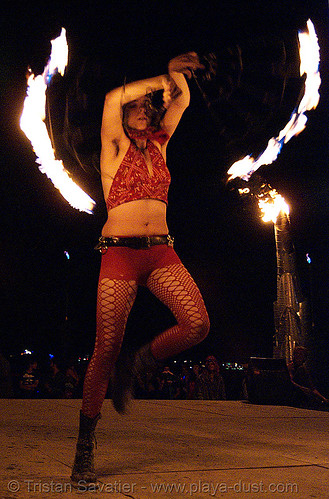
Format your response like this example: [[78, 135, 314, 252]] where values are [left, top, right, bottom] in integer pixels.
[[71, 52, 210, 483]]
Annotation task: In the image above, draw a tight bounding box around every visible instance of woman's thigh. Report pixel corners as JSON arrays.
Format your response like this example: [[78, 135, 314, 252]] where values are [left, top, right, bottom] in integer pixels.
[[146, 262, 209, 328]]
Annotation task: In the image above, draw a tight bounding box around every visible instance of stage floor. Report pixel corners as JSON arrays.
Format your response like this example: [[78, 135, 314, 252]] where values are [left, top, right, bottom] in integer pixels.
[[1, 399, 328, 498]]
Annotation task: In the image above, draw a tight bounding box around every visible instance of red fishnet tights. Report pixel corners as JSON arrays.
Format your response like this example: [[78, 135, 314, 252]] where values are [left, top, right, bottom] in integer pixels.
[[82, 264, 209, 417], [147, 264, 210, 360]]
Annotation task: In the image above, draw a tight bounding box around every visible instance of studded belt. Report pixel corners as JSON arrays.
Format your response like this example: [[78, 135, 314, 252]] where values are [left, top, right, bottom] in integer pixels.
[[95, 234, 174, 252]]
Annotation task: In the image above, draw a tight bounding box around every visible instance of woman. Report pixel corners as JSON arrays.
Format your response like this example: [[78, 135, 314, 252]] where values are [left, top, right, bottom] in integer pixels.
[[71, 53, 210, 483]]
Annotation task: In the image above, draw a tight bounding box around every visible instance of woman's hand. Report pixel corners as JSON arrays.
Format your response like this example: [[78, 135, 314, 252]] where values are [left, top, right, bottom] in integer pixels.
[[160, 52, 203, 133], [162, 75, 182, 108], [168, 52, 204, 79]]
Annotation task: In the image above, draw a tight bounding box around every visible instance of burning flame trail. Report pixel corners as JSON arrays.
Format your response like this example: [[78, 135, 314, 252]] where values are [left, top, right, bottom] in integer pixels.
[[20, 28, 96, 214], [227, 19, 321, 183]]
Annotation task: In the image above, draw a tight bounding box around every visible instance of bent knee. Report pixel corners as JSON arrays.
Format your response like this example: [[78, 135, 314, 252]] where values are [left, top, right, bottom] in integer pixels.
[[189, 313, 210, 345], [198, 314, 210, 341]]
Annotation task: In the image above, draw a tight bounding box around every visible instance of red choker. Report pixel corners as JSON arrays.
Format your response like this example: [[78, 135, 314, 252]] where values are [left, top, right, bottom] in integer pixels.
[[125, 126, 170, 146]]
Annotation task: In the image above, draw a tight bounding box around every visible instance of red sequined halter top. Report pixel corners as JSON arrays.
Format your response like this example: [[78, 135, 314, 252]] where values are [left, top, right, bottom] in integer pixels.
[[106, 129, 171, 211]]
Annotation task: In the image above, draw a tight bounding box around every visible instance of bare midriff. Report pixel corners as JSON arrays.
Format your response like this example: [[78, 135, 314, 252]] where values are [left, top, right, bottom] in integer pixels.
[[101, 199, 169, 237]]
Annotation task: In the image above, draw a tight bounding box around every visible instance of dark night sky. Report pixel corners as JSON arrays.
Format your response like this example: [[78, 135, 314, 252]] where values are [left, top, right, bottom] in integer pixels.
[[0, 1, 328, 384]]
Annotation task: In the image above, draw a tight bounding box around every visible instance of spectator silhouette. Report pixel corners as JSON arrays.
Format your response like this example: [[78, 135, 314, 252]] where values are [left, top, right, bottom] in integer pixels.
[[288, 346, 328, 409], [195, 355, 226, 400], [65, 359, 81, 398], [43, 358, 66, 398], [19, 357, 39, 398], [178, 363, 191, 399], [159, 366, 180, 399], [187, 363, 201, 399]]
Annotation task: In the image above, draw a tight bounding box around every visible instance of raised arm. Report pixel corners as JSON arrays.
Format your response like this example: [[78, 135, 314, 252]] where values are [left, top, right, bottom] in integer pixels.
[[101, 75, 166, 146], [100, 52, 204, 156], [161, 52, 204, 137]]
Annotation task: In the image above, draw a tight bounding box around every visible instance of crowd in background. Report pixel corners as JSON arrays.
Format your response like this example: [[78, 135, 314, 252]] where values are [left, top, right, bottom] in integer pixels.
[[1, 348, 328, 410], [0, 351, 244, 401], [1, 354, 83, 400]]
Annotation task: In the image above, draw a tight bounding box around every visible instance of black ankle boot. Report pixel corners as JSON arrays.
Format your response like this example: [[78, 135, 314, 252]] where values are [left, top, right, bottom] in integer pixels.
[[112, 343, 161, 414], [71, 411, 101, 484]]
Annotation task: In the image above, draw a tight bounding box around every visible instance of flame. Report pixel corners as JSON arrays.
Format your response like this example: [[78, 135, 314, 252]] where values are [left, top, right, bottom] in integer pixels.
[[227, 19, 321, 182], [298, 19, 321, 112], [48, 27, 68, 77], [20, 28, 96, 214], [258, 189, 289, 223]]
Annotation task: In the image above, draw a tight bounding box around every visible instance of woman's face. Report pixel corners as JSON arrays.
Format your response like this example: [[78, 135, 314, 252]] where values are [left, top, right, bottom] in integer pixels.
[[125, 96, 152, 130]]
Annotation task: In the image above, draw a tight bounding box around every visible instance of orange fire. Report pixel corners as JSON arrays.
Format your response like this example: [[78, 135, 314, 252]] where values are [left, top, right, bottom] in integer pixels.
[[20, 28, 96, 214], [258, 189, 289, 223], [227, 19, 321, 186]]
